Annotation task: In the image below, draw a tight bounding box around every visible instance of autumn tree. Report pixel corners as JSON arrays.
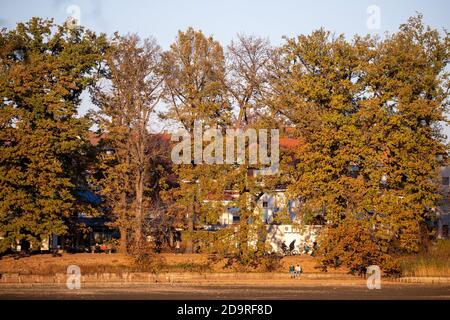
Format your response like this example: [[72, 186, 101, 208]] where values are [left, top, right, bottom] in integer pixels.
[[0, 18, 107, 252], [161, 27, 232, 253], [214, 35, 284, 267], [91, 34, 164, 253], [226, 34, 272, 127], [269, 15, 449, 274]]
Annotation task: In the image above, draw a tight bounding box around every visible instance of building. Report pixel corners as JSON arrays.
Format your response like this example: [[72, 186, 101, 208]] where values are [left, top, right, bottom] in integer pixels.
[[205, 188, 322, 254], [198, 134, 322, 254]]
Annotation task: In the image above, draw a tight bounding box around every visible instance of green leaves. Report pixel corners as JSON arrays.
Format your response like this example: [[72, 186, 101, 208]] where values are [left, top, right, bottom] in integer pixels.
[[271, 14, 449, 273], [0, 18, 106, 252]]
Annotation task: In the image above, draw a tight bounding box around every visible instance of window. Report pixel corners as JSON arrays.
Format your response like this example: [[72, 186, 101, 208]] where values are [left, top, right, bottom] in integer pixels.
[[443, 177, 449, 186], [262, 201, 268, 208]]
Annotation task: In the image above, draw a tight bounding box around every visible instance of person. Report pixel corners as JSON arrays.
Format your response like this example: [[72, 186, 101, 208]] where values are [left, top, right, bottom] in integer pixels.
[[289, 265, 295, 278], [52, 245, 61, 257], [281, 242, 288, 255], [311, 241, 318, 256], [303, 243, 310, 255], [295, 264, 302, 278], [289, 240, 296, 254]]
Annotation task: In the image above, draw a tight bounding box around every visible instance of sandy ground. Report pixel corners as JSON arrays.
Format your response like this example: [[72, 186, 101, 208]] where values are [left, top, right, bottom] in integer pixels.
[[1, 282, 449, 300], [0, 254, 448, 299]]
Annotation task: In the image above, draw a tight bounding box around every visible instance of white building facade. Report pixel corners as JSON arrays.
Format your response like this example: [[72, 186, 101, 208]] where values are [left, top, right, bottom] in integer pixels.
[[213, 189, 322, 254]]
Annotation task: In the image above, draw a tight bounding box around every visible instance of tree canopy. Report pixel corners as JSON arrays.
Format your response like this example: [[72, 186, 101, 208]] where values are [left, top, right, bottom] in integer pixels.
[[0, 15, 449, 274], [0, 18, 107, 251]]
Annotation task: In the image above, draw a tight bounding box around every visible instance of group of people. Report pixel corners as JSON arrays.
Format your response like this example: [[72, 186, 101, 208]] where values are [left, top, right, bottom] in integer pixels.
[[302, 241, 318, 256], [289, 264, 302, 278]]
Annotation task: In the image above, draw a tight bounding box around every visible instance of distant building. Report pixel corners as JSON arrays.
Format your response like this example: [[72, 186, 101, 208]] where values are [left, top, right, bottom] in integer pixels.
[[203, 187, 322, 254], [199, 134, 322, 254]]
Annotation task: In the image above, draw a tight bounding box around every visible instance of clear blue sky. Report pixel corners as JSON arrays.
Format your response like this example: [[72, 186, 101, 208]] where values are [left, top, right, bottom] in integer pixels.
[[1, 0, 449, 48], [1, 0, 449, 134]]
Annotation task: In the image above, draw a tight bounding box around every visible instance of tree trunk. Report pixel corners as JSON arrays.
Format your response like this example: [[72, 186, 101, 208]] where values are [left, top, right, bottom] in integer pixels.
[[135, 172, 144, 246], [185, 218, 194, 253], [118, 226, 128, 254], [118, 189, 128, 254], [185, 200, 195, 253]]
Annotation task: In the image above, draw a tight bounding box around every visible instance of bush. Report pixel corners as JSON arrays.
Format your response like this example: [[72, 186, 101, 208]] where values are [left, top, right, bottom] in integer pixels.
[[131, 241, 166, 273], [318, 218, 401, 276]]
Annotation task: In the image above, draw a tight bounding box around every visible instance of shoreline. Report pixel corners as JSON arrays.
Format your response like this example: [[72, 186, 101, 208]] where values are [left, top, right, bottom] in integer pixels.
[[1, 272, 450, 285]]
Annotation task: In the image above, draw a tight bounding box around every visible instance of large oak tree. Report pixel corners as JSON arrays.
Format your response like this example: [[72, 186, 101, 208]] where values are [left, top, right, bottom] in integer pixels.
[[0, 18, 107, 252]]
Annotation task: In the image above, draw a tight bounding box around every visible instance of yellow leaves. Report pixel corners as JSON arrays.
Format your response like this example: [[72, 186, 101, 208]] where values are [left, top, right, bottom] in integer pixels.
[[0, 18, 107, 250], [162, 28, 231, 129], [271, 14, 449, 273]]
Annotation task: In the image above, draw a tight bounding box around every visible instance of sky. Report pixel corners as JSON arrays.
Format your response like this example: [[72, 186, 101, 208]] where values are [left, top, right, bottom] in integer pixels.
[[1, 0, 449, 48], [1, 0, 449, 132]]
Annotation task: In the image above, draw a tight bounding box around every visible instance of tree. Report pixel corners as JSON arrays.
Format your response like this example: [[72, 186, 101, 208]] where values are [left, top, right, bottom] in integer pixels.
[[160, 27, 232, 253], [226, 34, 272, 127], [91, 34, 164, 252], [218, 35, 282, 267], [269, 15, 449, 274], [0, 18, 107, 252]]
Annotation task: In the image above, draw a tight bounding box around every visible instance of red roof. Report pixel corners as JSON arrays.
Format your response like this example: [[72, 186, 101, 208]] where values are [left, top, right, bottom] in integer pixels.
[[279, 137, 301, 149], [87, 131, 302, 150], [87, 132, 106, 146]]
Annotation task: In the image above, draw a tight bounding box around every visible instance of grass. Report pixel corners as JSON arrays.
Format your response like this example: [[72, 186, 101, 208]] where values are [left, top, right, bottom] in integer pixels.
[[0, 253, 215, 275], [11, 248, 447, 276], [0, 252, 331, 275], [160, 262, 213, 273], [400, 240, 450, 277]]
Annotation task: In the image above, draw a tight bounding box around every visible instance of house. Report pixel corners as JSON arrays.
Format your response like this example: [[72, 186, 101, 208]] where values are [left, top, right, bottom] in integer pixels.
[[265, 224, 322, 253], [205, 187, 322, 254], [198, 134, 322, 254]]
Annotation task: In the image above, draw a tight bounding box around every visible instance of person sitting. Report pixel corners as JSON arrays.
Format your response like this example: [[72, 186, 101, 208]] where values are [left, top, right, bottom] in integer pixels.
[[303, 244, 310, 255], [52, 245, 62, 257]]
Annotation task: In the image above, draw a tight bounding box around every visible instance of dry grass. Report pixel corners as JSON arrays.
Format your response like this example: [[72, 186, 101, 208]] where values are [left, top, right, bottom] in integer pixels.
[[0, 252, 342, 275], [0, 253, 134, 275], [280, 255, 348, 273], [400, 240, 450, 277], [0, 253, 216, 275], [6, 246, 448, 277]]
